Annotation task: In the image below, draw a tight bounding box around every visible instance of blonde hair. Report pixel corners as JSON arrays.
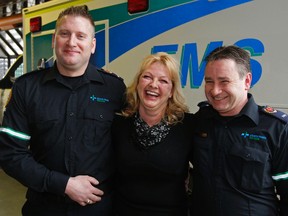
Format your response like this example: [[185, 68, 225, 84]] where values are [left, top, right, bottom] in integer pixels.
[[122, 52, 189, 124]]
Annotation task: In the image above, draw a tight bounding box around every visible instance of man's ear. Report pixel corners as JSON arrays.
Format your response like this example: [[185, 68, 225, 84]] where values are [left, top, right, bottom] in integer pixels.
[[91, 38, 96, 54], [245, 72, 252, 90]]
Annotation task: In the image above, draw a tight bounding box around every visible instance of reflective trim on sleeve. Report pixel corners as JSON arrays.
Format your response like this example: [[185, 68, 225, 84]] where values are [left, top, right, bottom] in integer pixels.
[[0, 127, 31, 140], [272, 172, 288, 181]]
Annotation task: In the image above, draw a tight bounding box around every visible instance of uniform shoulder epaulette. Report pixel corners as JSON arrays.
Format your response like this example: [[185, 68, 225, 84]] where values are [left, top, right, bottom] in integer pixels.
[[197, 101, 210, 108], [261, 105, 288, 123], [98, 68, 124, 81]]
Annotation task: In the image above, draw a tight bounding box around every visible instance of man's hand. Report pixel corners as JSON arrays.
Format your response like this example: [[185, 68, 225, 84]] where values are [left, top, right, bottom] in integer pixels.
[[65, 175, 104, 206]]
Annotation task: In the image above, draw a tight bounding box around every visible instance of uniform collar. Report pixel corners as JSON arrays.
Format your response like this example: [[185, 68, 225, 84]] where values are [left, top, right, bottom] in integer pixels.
[[207, 93, 259, 125], [42, 61, 105, 84], [238, 93, 259, 125]]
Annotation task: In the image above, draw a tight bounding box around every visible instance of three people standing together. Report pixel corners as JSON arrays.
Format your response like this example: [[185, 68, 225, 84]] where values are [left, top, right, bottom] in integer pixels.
[[0, 4, 288, 216]]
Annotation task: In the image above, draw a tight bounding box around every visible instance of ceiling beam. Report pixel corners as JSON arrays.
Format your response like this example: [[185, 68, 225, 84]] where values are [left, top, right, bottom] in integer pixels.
[[0, 14, 22, 31]]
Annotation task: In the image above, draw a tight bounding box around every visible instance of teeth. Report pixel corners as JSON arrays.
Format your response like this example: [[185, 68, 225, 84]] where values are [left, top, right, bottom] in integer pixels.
[[214, 96, 225, 101], [146, 90, 159, 96]]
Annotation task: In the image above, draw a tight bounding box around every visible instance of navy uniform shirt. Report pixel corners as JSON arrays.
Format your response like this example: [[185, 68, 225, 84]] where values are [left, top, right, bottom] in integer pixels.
[[191, 94, 288, 216], [0, 62, 126, 197]]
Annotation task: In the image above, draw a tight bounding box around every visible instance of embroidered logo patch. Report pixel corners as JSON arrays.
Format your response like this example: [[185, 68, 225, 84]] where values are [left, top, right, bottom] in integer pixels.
[[241, 132, 267, 141], [90, 95, 109, 103]]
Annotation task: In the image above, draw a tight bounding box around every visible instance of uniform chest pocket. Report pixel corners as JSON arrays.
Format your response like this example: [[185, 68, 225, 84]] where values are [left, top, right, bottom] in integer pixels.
[[33, 110, 62, 148], [229, 145, 269, 192], [192, 135, 213, 174], [83, 108, 114, 146], [34, 109, 61, 133], [84, 107, 114, 122]]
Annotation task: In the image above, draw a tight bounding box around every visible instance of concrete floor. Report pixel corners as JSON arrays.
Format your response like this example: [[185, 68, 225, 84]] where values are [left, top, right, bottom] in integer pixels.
[[0, 169, 26, 216]]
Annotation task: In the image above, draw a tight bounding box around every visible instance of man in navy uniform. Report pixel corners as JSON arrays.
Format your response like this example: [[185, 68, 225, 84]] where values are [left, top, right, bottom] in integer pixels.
[[0, 5, 125, 216], [191, 45, 288, 215]]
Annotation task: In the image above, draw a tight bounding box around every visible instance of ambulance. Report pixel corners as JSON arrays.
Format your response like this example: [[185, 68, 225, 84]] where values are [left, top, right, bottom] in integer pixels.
[[1, 0, 288, 124]]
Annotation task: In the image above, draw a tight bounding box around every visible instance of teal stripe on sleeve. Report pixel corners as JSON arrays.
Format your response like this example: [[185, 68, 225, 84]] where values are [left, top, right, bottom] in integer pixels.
[[0, 127, 31, 140], [272, 172, 288, 181]]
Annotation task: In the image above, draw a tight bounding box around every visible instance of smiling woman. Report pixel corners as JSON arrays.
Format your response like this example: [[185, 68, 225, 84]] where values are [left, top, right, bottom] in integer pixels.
[[112, 52, 194, 216]]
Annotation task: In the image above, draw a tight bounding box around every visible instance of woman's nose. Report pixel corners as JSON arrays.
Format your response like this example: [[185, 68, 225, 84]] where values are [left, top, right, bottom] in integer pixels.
[[149, 79, 158, 88]]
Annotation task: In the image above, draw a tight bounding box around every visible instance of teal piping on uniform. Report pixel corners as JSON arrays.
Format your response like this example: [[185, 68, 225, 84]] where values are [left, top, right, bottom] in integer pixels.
[[0, 127, 31, 140], [272, 172, 288, 181]]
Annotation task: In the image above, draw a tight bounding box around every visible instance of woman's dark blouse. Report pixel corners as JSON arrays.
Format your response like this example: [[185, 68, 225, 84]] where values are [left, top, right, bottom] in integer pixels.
[[111, 113, 194, 216]]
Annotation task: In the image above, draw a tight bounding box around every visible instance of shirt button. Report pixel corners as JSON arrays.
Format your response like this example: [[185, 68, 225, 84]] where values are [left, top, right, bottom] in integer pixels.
[[68, 136, 73, 141], [100, 115, 103, 119], [69, 112, 74, 117]]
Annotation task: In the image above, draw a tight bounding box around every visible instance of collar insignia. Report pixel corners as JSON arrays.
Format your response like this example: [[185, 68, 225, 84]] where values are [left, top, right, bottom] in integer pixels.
[[263, 106, 277, 113]]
